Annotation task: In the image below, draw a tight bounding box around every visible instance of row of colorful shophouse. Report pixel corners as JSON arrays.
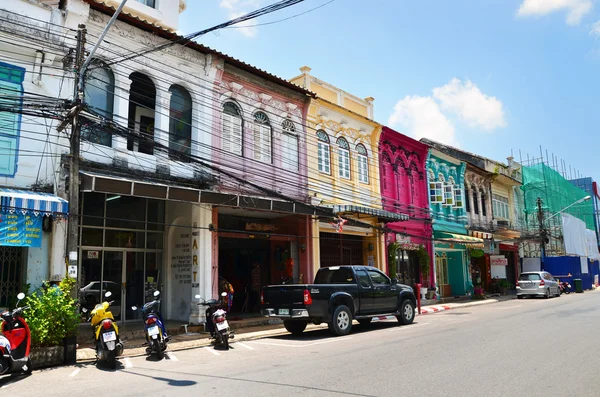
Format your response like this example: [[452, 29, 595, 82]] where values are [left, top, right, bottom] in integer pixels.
[[2, 0, 600, 324]]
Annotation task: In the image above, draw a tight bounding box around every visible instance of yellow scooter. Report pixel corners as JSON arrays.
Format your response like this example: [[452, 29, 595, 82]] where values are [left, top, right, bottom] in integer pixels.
[[83, 291, 123, 369]]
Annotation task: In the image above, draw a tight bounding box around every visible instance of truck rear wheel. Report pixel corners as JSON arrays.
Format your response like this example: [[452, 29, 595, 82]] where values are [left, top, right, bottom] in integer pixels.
[[329, 305, 352, 336], [397, 300, 415, 325], [284, 320, 307, 335]]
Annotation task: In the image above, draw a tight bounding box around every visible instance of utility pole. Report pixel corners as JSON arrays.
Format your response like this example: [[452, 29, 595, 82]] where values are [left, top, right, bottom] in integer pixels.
[[67, 24, 86, 291], [537, 197, 547, 271]]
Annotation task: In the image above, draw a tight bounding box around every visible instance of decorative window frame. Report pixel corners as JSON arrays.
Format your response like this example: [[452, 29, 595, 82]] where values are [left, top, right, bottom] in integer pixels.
[[317, 129, 331, 175], [221, 100, 243, 156], [337, 137, 351, 180]]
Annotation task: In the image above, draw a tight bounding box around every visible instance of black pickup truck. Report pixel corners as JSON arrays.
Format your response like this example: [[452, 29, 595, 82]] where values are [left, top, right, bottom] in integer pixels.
[[261, 266, 416, 336]]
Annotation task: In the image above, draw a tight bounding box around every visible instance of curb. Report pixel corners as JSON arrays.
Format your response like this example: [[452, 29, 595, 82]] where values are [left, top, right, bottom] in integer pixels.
[[76, 296, 518, 362]]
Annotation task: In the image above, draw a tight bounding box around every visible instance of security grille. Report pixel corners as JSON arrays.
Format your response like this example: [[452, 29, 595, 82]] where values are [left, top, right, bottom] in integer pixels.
[[0, 247, 23, 308], [320, 232, 364, 267]]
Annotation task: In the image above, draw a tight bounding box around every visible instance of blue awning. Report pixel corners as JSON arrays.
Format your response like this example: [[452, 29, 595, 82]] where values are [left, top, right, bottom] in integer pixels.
[[0, 188, 69, 217]]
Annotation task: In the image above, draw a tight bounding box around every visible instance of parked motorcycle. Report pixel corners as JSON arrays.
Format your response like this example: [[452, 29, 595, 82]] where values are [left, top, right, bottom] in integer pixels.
[[559, 280, 572, 294], [83, 291, 123, 369], [196, 292, 234, 350], [0, 293, 32, 376], [131, 291, 168, 359]]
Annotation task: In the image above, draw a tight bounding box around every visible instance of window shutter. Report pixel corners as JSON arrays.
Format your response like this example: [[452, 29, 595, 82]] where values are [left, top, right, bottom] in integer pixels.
[[221, 112, 232, 153], [231, 116, 242, 156], [262, 124, 271, 163], [282, 133, 298, 171], [0, 79, 20, 176]]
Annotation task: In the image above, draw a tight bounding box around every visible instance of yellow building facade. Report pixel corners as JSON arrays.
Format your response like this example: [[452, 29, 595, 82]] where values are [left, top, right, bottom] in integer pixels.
[[290, 67, 390, 276]]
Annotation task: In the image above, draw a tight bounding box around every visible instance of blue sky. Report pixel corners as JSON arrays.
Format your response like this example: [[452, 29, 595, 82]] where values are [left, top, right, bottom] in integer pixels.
[[180, 0, 600, 178]]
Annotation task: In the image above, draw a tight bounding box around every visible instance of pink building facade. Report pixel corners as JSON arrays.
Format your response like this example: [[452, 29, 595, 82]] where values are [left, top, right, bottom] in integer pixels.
[[379, 127, 433, 291]]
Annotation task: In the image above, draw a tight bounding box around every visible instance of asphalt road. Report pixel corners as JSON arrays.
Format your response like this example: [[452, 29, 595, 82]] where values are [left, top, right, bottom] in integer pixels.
[[3, 291, 600, 397]]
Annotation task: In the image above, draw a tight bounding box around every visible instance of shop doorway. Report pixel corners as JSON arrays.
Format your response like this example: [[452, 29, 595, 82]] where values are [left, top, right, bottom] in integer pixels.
[[80, 249, 162, 322], [218, 237, 270, 314], [396, 250, 419, 287], [0, 247, 24, 308], [320, 232, 364, 267]]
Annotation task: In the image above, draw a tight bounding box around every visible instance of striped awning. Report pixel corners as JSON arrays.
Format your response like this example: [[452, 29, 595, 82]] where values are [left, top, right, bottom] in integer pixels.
[[332, 205, 409, 222], [437, 232, 484, 244], [0, 188, 69, 217]]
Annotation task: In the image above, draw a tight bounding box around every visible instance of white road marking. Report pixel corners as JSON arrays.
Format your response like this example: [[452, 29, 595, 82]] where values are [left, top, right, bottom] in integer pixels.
[[236, 342, 255, 350], [387, 322, 430, 332], [166, 353, 179, 361], [495, 305, 523, 310], [206, 347, 221, 356], [69, 368, 81, 377], [124, 358, 133, 368], [250, 336, 352, 348]]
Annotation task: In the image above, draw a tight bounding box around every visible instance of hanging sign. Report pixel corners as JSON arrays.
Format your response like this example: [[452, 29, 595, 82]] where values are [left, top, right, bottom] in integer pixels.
[[490, 255, 508, 266], [0, 213, 42, 247]]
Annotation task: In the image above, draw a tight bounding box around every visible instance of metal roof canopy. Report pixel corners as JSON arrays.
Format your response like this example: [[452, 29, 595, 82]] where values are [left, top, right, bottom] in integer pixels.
[[80, 172, 321, 216], [332, 205, 409, 222]]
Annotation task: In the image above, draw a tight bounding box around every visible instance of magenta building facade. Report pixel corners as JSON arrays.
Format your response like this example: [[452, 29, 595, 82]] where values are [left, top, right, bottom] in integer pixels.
[[379, 126, 433, 291]]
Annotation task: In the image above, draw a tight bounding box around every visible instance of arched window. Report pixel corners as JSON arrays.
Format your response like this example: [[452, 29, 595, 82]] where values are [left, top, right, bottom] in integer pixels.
[[127, 72, 156, 155], [253, 111, 271, 163], [281, 119, 298, 171], [356, 144, 368, 183], [83, 60, 114, 147], [337, 137, 350, 179], [316, 130, 330, 174], [169, 85, 192, 158], [222, 101, 242, 156]]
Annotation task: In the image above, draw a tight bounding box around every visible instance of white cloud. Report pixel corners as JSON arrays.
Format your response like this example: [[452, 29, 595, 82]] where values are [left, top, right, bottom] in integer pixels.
[[517, 0, 592, 25], [433, 78, 506, 130], [387, 95, 457, 146], [590, 20, 600, 37], [387, 79, 506, 146], [220, 0, 262, 38]]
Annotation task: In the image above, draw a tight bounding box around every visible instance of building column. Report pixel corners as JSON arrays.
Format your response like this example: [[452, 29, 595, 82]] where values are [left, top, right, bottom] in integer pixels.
[[476, 189, 484, 226], [311, 218, 321, 277], [467, 186, 475, 223], [112, 70, 130, 151], [486, 186, 493, 227], [49, 218, 68, 279], [189, 204, 213, 325], [155, 85, 172, 150]]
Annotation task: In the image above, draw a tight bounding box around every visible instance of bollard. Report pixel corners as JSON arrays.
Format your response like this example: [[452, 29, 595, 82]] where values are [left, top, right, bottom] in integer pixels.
[[415, 283, 421, 315]]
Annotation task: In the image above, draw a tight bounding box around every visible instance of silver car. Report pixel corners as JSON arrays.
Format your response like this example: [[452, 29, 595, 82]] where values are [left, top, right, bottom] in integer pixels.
[[516, 271, 561, 299]]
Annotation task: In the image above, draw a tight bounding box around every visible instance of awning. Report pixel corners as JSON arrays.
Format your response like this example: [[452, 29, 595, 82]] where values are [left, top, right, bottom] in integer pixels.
[[0, 188, 69, 217], [436, 232, 484, 245], [80, 171, 324, 216], [332, 205, 409, 222]]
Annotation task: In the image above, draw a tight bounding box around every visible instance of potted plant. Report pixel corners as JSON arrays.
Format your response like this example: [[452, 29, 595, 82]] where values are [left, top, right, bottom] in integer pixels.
[[24, 276, 80, 368], [497, 279, 513, 295]]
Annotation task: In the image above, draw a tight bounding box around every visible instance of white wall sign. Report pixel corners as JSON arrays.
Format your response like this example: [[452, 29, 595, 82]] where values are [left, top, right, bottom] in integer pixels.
[[68, 265, 77, 278], [490, 255, 508, 279]]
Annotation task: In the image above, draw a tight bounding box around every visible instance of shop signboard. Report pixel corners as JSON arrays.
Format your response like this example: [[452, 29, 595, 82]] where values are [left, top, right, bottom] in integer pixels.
[[0, 213, 42, 247]]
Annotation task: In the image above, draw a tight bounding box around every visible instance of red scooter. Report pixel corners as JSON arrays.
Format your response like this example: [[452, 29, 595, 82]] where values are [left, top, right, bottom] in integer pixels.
[[0, 293, 32, 376]]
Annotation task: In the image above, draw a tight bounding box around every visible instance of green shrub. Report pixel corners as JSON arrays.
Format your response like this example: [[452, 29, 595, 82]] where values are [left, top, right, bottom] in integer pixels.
[[23, 277, 80, 347]]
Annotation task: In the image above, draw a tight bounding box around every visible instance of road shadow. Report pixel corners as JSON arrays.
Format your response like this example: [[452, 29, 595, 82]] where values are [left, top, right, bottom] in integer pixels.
[[95, 358, 125, 372], [0, 373, 31, 387], [122, 369, 197, 387], [267, 320, 420, 341]]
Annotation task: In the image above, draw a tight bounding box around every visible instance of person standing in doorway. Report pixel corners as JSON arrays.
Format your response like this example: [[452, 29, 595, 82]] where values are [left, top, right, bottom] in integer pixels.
[[250, 262, 261, 312]]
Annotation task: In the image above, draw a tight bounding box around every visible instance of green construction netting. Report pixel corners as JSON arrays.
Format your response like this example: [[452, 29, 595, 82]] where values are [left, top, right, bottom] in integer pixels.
[[521, 163, 594, 230]]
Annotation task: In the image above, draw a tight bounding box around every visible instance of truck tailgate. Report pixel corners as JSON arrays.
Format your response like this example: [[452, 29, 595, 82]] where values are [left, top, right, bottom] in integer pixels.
[[262, 285, 307, 306]]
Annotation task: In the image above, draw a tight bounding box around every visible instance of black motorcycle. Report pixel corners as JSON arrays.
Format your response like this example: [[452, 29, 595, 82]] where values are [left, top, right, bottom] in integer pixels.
[[196, 292, 234, 350]]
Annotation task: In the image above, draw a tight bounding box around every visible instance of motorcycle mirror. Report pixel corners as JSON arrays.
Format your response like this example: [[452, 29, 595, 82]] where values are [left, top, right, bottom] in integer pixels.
[[194, 294, 201, 299], [131, 306, 137, 311], [105, 291, 112, 298], [16, 292, 25, 300], [221, 292, 227, 297], [154, 291, 160, 297]]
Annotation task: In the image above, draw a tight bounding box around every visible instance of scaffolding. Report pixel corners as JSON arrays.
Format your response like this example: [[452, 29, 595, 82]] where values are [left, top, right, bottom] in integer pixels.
[[517, 148, 594, 257]]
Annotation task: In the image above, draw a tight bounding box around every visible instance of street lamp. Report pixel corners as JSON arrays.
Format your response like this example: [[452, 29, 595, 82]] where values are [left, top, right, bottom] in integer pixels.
[[544, 195, 591, 223], [537, 195, 591, 271]]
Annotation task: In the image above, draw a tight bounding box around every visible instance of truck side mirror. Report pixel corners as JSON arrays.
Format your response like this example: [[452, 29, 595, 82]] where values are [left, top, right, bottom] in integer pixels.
[[391, 278, 398, 284]]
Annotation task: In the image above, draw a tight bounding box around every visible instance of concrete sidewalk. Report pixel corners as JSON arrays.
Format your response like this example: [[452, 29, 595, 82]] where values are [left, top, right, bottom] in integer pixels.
[[76, 295, 518, 362]]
